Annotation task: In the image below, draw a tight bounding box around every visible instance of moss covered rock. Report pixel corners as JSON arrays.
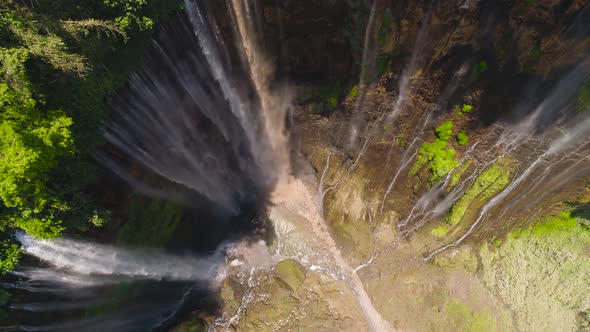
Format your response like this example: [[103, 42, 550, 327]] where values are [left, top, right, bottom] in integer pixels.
[[480, 212, 590, 331], [219, 267, 369, 331], [432, 246, 478, 273], [447, 162, 511, 226], [274, 259, 306, 291]]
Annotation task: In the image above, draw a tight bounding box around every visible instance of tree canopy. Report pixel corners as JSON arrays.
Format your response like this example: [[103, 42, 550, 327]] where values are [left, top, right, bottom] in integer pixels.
[[0, 0, 181, 270]]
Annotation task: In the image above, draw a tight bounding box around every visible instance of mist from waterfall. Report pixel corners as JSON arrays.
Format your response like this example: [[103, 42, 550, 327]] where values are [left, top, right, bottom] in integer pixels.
[[8, 231, 225, 331], [5, 1, 293, 330], [101, 0, 291, 214], [16, 232, 225, 282]]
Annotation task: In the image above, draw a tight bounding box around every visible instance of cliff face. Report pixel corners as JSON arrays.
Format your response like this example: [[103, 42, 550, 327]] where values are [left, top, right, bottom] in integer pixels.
[[262, 0, 588, 81], [173, 1, 590, 331]]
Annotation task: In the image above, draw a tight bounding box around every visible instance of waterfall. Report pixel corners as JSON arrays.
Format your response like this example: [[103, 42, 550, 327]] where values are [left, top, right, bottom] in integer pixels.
[[228, 0, 292, 181], [408, 61, 590, 259], [10, 231, 226, 331], [101, 0, 292, 214], [386, 2, 433, 124], [16, 232, 225, 282]]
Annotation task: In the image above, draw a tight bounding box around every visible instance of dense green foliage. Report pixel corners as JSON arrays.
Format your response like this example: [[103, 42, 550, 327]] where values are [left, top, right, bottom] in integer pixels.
[[0, 84, 73, 211], [0, 0, 181, 271], [456, 104, 472, 117], [447, 163, 510, 227], [0, 239, 20, 273], [434, 120, 453, 141], [410, 121, 458, 183], [456, 130, 469, 146]]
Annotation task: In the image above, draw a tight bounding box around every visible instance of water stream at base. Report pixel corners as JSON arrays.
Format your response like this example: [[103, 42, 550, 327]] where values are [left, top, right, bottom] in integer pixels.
[[270, 177, 395, 332]]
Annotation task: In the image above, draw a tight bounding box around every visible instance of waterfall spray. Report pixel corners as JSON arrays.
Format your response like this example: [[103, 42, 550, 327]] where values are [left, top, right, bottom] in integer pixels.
[[102, 0, 292, 213], [422, 64, 590, 259], [16, 232, 225, 282], [386, 3, 433, 124], [228, 0, 292, 181]]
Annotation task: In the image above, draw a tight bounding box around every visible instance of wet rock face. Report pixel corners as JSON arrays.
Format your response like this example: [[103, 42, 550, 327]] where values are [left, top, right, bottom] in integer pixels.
[[173, 1, 590, 330], [259, 0, 354, 84], [252, 0, 589, 89]]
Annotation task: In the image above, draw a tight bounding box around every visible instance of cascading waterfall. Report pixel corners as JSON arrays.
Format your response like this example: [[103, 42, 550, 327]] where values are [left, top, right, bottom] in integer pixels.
[[9, 233, 225, 331], [348, 1, 377, 148], [16, 232, 224, 282], [392, 59, 590, 260], [8, 0, 393, 330], [101, 17, 266, 213], [100, 0, 292, 215], [228, 0, 292, 181], [7, 1, 291, 330], [386, 2, 433, 124], [7, 1, 588, 331]]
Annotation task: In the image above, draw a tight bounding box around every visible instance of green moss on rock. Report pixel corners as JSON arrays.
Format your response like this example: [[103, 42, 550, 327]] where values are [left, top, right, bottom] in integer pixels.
[[442, 298, 496, 332], [274, 259, 306, 291], [480, 212, 590, 331], [220, 278, 242, 315], [447, 163, 511, 226], [432, 246, 478, 273], [431, 224, 451, 237], [449, 161, 472, 190]]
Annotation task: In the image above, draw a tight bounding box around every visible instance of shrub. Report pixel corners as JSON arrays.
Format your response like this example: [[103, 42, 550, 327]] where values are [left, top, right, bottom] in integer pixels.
[[458, 104, 472, 117], [457, 130, 469, 146], [410, 121, 459, 183], [348, 85, 358, 98], [0, 240, 20, 274], [435, 121, 454, 141]]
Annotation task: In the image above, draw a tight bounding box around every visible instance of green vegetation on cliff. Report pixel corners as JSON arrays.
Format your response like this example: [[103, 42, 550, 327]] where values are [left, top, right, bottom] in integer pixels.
[[480, 210, 590, 331], [0, 239, 20, 273], [116, 196, 183, 246], [456, 104, 472, 117], [448, 161, 472, 190], [410, 121, 459, 183], [456, 131, 469, 146], [447, 163, 511, 227], [470, 61, 488, 82], [440, 298, 496, 331], [433, 162, 510, 237], [0, 0, 182, 271]]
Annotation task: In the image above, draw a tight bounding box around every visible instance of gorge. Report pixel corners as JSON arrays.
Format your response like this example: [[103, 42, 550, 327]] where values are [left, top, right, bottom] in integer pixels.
[[0, 0, 589, 331]]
